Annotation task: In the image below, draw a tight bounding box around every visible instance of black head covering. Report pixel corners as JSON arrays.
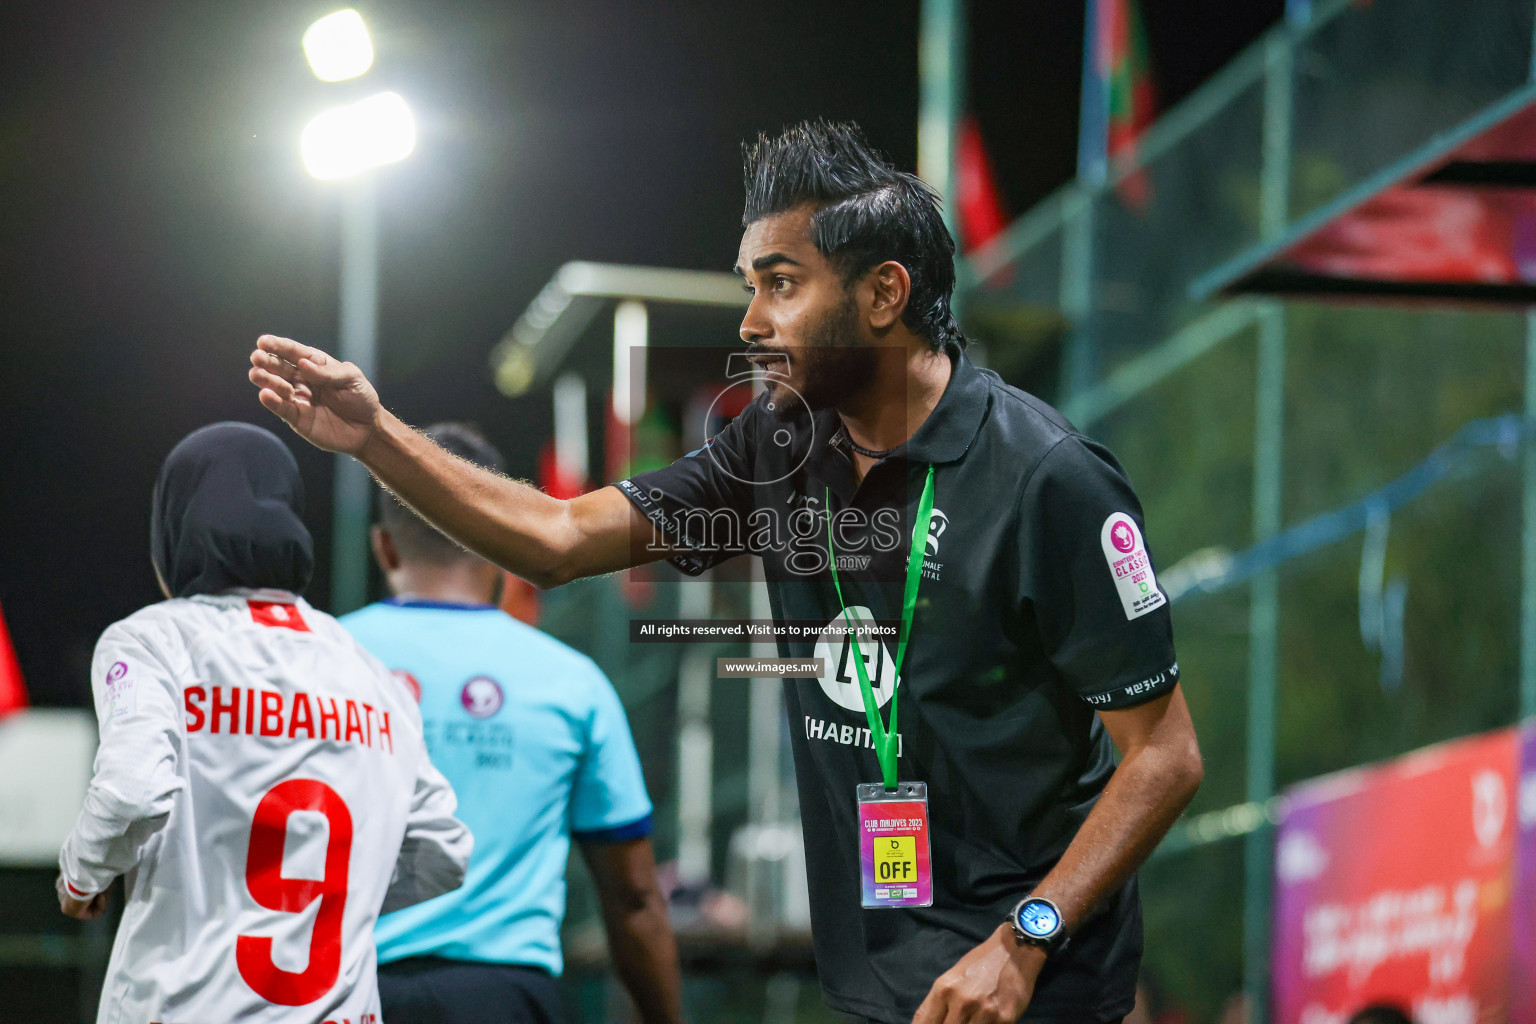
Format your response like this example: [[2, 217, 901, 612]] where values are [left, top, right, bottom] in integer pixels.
[[150, 422, 314, 598]]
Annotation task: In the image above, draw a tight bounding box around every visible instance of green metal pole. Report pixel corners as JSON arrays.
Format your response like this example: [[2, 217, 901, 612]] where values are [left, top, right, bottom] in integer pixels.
[[1522, 311, 1536, 721], [1260, 35, 1293, 241], [1061, 0, 1112, 404], [1244, 303, 1285, 1024], [918, 0, 964, 247], [1058, 194, 1096, 402], [1243, 34, 1293, 1024], [918, 0, 966, 327]]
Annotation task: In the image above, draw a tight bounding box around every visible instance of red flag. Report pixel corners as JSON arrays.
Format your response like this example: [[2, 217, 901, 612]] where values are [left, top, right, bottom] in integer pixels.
[[1104, 0, 1155, 161], [0, 600, 30, 719], [1101, 0, 1157, 208], [956, 116, 1010, 253]]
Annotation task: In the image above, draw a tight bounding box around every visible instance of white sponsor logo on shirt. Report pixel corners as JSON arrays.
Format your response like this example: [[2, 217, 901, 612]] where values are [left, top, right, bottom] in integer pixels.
[[813, 607, 896, 713], [1100, 514, 1166, 620], [922, 509, 948, 581], [924, 509, 948, 556], [104, 660, 136, 720], [804, 715, 902, 753]]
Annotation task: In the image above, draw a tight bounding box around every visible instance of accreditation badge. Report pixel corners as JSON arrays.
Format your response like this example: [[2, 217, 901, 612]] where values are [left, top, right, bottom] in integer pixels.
[[857, 781, 933, 908]]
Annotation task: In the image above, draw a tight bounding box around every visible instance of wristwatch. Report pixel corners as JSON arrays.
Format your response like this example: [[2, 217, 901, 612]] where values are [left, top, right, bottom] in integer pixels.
[[1009, 895, 1068, 955]]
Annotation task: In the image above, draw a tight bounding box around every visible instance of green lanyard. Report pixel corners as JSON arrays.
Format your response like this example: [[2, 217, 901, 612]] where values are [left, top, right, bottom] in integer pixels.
[[824, 464, 935, 790]]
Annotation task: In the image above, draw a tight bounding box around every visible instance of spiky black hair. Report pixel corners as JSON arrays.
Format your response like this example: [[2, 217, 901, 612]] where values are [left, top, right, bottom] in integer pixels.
[[743, 119, 964, 350]]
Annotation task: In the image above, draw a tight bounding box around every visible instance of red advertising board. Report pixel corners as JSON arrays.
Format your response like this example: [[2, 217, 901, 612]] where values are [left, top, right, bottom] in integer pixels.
[[1272, 729, 1520, 1024]]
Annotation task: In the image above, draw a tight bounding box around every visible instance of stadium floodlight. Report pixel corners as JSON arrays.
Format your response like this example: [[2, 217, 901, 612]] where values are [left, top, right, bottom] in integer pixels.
[[300, 92, 416, 180], [302, 9, 374, 82]]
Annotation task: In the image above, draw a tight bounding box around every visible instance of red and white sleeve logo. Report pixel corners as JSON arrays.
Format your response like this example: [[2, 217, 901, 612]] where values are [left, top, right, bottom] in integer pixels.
[[1100, 514, 1166, 620]]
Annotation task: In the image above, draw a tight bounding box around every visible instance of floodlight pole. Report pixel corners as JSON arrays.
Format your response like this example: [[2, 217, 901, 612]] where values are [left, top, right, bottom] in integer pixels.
[[331, 172, 378, 615]]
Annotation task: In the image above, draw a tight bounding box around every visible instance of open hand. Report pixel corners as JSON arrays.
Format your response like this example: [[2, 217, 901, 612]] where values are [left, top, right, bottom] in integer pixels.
[[911, 925, 1045, 1024], [56, 875, 109, 921], [247, 335, 382, 456]]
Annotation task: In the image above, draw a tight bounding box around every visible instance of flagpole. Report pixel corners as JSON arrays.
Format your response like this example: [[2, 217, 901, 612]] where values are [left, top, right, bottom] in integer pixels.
[[1063, 0, 1108, 401], [919, 0, 966, 248], [1077, 0, 1109, 185]]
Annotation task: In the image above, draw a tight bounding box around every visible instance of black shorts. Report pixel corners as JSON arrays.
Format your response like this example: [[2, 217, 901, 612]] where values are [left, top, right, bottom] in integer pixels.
[[377, 957, 562, 1024]]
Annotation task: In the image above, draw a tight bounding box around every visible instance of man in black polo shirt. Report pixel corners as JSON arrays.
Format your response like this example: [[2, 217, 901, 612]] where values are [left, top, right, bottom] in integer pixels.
[[249, 119, 1203, 1024]]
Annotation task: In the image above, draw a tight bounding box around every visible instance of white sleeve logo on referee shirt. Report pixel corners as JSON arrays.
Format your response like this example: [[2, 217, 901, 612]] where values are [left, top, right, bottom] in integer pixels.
[[103, 659, 137, 720], [1100, 514, 1166, 620]]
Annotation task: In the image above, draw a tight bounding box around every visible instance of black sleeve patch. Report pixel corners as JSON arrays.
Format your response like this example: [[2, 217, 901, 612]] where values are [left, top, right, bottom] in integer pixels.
[[613, 480, 716, 577]]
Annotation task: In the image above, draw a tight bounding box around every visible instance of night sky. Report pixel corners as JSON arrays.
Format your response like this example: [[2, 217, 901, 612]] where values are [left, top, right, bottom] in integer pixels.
[[0, 0, 1281, 706]]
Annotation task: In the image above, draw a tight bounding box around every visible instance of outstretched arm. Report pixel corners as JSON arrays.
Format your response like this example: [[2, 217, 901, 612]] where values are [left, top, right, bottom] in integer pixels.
[[248, 335, 663, 587]]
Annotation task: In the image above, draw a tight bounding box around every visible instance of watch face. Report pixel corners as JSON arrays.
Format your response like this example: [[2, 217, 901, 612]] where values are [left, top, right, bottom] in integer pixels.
[[1018, 899, 1061, 938]]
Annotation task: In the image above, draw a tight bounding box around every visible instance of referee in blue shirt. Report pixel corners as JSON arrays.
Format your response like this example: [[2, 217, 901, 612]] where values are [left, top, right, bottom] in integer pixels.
[[342, 424, 683, 1024]]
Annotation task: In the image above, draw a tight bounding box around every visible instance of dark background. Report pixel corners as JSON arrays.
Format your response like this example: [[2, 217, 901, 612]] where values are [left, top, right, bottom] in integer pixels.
[[0, 0, 1282, 705]]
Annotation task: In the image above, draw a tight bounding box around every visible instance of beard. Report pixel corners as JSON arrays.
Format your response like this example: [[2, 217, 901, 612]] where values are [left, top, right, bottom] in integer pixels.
[[766, 292, 878, 420]]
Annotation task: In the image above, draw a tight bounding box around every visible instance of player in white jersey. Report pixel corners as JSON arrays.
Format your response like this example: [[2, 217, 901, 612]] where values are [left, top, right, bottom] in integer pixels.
[[57, 422, 473, 1024]]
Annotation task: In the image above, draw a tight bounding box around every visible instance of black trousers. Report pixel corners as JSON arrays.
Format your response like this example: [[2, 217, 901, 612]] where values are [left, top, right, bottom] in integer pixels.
[[378, 957, 562, 1024]]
